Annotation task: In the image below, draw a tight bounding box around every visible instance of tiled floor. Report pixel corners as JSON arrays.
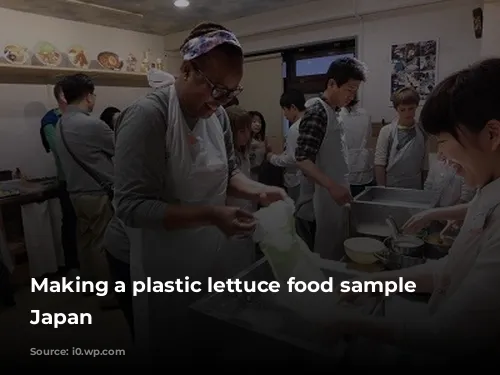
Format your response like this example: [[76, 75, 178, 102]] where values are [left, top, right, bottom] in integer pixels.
[[0, 270, 133, 366]]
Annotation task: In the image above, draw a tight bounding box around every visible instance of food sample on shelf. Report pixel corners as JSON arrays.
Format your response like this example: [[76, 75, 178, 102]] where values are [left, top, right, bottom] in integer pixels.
[[125, 53, 137, 72], [35, 42, 62, 67], [3, 44, 29, 65], [97, 51, 123, 71], [68, 45, 89, 68]]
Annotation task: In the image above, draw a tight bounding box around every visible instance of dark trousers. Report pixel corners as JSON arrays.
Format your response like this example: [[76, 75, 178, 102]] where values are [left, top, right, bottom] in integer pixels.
[[58, 182, 79, 270], [295, 217, 316, 251], [105, 251, 134, 340]]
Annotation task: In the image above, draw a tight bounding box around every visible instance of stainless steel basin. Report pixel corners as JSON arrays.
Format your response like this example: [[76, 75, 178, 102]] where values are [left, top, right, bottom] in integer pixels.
[[350, 186, 435, 238], [190, 257, 381, 358]]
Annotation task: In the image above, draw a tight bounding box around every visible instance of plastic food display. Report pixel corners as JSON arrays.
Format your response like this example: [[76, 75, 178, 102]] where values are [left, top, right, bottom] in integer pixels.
[[34, 41, 62, 67], [3, 44, 29, 65]]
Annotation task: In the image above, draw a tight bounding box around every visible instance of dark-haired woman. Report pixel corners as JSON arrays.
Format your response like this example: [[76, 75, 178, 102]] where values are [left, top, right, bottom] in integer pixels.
[[334, 59, 500, 364], [249, 110, 284, 187], [113, 22, 286, 361], [248, 110, 268, 180]]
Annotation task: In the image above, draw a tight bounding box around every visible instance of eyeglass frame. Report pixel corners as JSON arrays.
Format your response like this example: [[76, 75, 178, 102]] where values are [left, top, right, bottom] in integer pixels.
[[191, 62, 243, 104]]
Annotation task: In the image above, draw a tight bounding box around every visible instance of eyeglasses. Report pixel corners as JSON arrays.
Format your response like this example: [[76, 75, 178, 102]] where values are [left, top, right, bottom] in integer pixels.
[[193, 64, 243, 104]]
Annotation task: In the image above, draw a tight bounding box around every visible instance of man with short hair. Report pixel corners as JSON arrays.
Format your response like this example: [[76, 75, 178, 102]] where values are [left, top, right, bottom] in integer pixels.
[[375, 86, 429, 188], [295, 57, 367, 260], [267, 89, 306, 201], [267, 89, 316, 249], [40, 82, 78, 275], [55, 73, 116, 309]]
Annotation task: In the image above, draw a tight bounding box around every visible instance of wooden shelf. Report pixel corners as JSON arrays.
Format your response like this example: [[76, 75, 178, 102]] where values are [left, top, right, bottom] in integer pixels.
[[0, 64, 149, 87]]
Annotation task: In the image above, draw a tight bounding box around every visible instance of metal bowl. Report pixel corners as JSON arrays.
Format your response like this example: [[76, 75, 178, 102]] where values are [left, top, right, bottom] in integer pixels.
[[383, 236, 425, 257], [423, 232, 453, 259], [375, 249, 426, 270]]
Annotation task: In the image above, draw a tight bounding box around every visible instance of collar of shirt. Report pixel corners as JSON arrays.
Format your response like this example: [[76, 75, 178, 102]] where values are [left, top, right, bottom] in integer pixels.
[[468, 176, 500, 230], [476, 177, 500, 212], [319, 95, 340, 112], [65, 105, 90, 116]]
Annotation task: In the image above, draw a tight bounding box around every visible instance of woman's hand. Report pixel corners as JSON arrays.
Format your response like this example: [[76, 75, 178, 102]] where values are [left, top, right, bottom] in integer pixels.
[[258, 185, 287, 206], [402, 210, 434, 233], [211, 206, 256, 237]]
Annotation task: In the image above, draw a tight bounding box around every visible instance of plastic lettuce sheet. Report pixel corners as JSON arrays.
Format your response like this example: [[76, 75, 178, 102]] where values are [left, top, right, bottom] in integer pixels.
[[252, 199, 339, 324]]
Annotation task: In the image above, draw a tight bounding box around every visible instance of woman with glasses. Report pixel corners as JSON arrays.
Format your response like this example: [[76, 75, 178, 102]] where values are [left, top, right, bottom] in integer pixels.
[[113, 22, 286, 363]]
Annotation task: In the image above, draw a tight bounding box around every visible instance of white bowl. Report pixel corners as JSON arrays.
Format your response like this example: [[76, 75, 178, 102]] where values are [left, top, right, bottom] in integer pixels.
[[344, 237, 386, 265]]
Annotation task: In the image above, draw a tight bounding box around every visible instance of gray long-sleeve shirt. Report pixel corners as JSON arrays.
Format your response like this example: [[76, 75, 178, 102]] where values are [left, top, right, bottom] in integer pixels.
[[55, 105, 115, 195], [113, 86, 238, 230]]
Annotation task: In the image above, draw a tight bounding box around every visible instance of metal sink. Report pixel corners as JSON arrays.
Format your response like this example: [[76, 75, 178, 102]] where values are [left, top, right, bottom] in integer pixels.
[[190, 257, 382, 359], [350, 186, 435, 238]]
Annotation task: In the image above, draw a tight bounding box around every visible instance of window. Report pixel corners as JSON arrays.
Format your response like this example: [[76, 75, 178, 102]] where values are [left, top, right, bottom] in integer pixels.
[[282, 38, 356, 95], [295, 53, 354, 77]]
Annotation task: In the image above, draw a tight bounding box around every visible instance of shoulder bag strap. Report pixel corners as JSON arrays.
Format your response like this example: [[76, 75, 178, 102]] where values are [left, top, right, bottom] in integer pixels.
[[58, 119, 114, 200]]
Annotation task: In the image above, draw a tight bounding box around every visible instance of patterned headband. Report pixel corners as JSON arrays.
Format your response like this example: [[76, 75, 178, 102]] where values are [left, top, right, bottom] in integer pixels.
[[180, 29, 241, 61]]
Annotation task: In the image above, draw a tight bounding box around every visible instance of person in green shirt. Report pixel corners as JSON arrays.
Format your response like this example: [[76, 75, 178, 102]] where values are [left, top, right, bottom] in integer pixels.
[[40, 82, 79, 273]]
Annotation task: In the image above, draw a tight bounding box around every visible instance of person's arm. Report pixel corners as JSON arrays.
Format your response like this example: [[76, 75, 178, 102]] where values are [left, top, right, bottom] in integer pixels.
[[227, 172, 269, 202], [295, 105, 331, 188], [114, 102, 216, 230], [43, 125, 58, 157], [339, 223, 500, 354], [268, 125, 298, 168], [424, 203, 470, 222]]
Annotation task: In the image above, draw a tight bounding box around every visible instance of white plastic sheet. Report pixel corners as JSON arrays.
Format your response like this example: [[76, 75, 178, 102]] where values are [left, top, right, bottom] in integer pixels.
[[252, 199, 338, 324]]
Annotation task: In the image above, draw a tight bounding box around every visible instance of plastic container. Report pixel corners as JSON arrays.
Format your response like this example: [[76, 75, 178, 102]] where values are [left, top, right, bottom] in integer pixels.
[[344, 237, 386, 265]]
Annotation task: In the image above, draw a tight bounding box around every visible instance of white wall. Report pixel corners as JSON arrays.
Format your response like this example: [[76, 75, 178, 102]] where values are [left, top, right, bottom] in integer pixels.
[[0, 8, 164, 178], [164, 0, 482, 123], [481, 0, 500, 57]]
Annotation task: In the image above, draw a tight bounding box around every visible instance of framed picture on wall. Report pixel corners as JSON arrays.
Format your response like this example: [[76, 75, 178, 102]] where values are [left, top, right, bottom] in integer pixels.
[[390, 39, 438, 104]]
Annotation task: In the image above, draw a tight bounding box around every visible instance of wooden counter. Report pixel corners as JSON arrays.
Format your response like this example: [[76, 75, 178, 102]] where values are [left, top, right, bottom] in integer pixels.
[[0, 179, 59, 271], [0, 179, 59, 206]]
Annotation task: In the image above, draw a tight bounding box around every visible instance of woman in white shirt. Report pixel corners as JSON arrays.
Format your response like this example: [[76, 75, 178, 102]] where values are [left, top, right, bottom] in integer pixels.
[[339, 98, 374, 197], [335, 59, 500, 364]]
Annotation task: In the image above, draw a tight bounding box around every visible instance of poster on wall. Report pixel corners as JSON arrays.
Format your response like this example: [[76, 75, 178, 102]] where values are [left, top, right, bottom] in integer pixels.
[[390, 39, 438, 103]]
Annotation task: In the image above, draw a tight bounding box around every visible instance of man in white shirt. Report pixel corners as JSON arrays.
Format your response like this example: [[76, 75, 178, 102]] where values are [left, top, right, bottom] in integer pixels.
[[267, 89, 315, 249], [267, 89, 306, 202]]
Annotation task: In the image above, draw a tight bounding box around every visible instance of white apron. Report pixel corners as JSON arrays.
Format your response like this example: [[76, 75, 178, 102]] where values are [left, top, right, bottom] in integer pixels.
[[386, 121, 426, 189], [311, 99, 350, 260], [217, 154, 255, 280], [339, 108, 373, 186], [128, 85, 228, 362]]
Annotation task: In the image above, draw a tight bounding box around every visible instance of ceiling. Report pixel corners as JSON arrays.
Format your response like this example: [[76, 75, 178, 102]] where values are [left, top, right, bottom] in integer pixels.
[[0, 0, 308, 35]]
